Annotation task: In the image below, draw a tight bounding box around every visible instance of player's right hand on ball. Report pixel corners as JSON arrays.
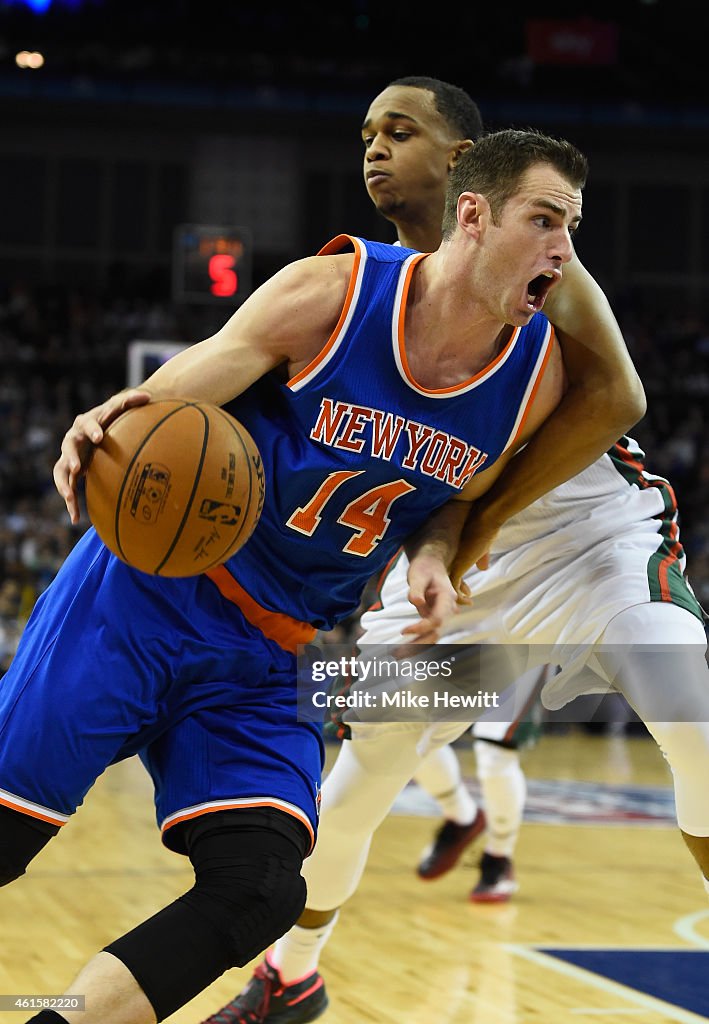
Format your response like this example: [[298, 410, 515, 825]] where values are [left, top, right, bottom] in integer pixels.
[[53, 389, 152, 524]]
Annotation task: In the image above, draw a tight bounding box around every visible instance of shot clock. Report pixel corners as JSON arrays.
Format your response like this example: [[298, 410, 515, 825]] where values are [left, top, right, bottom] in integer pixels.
[[172, 224, 252, 305]]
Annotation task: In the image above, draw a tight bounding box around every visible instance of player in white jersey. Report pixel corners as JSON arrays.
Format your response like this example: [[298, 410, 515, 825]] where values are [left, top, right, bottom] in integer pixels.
[[358, 77, 707, 903]]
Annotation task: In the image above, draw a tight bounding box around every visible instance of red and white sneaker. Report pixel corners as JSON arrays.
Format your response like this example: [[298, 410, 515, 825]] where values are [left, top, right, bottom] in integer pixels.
[[199, 956, 328, 1024], [470, 852, 519, 903], [417, 808, 486, 880]]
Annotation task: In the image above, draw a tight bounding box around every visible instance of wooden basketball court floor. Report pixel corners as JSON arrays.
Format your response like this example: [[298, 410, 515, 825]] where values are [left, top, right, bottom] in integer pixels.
[[2, 732, 708, 1024]]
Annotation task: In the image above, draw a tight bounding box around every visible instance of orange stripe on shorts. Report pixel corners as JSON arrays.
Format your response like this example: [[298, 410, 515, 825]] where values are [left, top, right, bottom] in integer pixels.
[[205, 565, 316, 653]]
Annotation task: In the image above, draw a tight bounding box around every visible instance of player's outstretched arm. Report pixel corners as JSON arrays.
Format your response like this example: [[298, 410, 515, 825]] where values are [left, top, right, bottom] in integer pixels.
[[53, 254, 352, 521], [449, 260, 645, 585]]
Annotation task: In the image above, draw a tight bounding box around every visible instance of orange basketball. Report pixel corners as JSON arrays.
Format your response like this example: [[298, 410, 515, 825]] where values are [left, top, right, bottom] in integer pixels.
[[85, 399, 265, 576]]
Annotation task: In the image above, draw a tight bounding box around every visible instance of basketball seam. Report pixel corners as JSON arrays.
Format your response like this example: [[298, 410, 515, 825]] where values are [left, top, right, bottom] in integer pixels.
[[154, 403, 210, 575], [113, 400, 189, 565]]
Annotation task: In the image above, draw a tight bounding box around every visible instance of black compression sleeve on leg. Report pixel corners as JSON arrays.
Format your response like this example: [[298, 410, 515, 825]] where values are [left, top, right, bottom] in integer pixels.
[[105, 807, 309, 1022], [106, 894, 234, 1021]]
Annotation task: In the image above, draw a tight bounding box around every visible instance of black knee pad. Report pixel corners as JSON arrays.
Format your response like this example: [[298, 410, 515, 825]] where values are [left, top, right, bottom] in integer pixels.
[[181, 808, 309, 965], [106, 808, 309, 1021], [0, 805, 58, 886]]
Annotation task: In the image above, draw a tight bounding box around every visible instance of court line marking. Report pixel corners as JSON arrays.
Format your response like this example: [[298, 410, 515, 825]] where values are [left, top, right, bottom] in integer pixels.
[[504, 944, 709, 1024], [674, 909, 709, 950], [570, 1010, 645, 1015]]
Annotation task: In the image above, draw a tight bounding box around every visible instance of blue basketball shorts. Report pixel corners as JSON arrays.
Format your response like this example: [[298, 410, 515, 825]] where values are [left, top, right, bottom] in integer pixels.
[[0, 529, 324, 852]]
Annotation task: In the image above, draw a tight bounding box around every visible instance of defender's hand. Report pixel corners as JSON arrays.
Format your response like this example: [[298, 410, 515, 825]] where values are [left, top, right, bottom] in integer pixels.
[[448, 518, 499, 595]]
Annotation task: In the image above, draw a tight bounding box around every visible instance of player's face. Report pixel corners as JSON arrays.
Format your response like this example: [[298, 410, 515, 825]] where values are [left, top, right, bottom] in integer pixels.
[[361, 86, 459, 221], [476, 163, 582, 326]]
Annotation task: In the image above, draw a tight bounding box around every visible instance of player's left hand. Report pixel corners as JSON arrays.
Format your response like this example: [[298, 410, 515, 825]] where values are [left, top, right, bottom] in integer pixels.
[[54, 388, 152, 524]]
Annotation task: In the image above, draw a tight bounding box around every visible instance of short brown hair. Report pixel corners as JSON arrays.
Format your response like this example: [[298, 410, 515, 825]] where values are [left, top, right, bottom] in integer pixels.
[[441, 128, 588, 236]]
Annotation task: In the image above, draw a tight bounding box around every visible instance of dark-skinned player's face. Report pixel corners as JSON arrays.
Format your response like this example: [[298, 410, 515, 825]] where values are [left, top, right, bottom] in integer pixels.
[[361, 86, 460, 222]]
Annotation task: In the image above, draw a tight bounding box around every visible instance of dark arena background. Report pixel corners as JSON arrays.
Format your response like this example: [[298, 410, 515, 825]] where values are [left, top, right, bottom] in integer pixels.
[[1, 3, 709, 1022]]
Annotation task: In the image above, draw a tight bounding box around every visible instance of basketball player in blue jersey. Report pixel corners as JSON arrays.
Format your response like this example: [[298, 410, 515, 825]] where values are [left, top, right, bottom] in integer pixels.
[[0, 128, 638, 1024], [200, 79, 708, 1024]]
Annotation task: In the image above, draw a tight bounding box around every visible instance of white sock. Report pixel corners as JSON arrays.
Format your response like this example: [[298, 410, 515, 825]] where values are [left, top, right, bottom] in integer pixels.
[[475, 741, 526, 859], [437, 781, 478, 825], [414, 744, 478, 825], [269, 914, 340, 983]]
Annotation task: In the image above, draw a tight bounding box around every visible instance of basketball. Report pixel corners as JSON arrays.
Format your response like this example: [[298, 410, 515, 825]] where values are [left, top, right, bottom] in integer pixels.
[[85, 399, 265, 576]]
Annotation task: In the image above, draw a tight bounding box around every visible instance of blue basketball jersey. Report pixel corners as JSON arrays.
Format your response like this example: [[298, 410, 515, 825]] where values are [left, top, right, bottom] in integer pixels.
[[223, 235, 555, 629], [0, 234, 554, 840]]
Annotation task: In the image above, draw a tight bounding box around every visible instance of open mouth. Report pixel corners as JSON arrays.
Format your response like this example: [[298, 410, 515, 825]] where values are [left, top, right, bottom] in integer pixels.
[[526, 271, 556, 312]]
